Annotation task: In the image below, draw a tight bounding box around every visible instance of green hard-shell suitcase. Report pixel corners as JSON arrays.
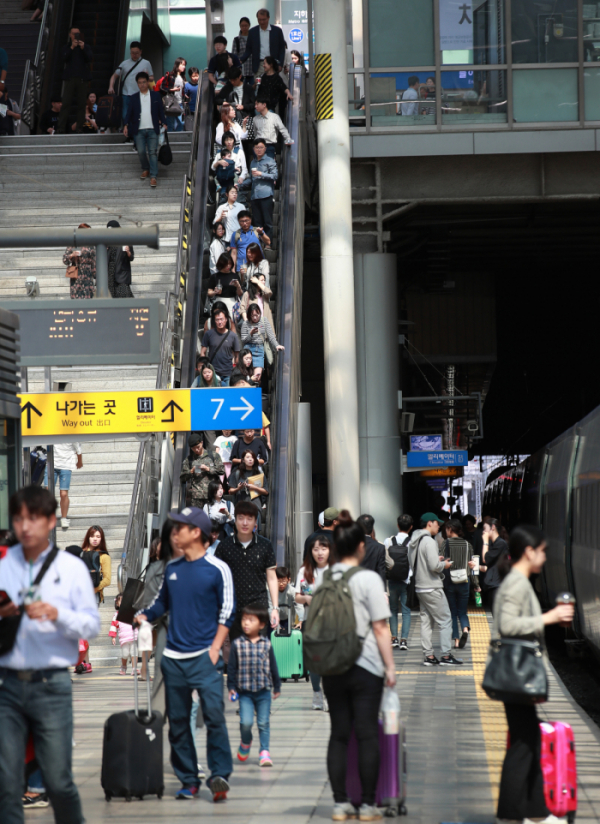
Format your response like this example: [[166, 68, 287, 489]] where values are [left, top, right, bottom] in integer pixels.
[[271, 606, 306, 681]]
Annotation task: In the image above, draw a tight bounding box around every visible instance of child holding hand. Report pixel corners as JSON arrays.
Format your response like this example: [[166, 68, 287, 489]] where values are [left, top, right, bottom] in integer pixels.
[[227, 603, 281, 767], [109, 594, 139, 676]]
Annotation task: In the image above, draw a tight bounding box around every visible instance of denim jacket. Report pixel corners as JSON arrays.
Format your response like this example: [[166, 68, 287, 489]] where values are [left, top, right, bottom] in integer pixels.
[[241, 155, 278, 200]]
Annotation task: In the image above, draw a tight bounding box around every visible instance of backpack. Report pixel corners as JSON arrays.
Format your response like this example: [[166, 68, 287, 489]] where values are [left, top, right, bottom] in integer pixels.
[[302, 567, 364, 676], [387, 535, 410, 582], [30, 446, 47, 486], [81, 550, 101, 588]]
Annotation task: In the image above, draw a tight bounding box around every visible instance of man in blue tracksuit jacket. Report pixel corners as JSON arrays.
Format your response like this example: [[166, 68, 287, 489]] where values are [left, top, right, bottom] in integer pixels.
[[135, 507, 235, 801]]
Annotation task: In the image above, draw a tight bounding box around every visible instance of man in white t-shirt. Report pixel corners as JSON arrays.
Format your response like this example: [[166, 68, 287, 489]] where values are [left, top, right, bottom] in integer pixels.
[[108, 41, 154, 128], [213, 187, 245, 238], [44, 442, 82, 529], [400, 75, 420, 116], [384, 514, 414, 651]]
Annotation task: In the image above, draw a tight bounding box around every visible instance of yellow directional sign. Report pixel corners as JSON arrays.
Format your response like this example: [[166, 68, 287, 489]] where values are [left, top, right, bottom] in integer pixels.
[[19, 390, 191, 438]]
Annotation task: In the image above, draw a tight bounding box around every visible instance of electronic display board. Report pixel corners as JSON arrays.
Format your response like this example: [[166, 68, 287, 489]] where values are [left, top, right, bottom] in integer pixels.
[[2, 299, 164, 366]]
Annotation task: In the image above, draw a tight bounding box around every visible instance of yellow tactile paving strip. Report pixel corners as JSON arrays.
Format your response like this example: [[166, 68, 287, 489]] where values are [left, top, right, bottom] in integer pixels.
[[469, 609, 507, 805]]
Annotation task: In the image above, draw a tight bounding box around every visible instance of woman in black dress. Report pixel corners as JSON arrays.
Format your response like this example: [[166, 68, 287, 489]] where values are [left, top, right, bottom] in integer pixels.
[[106, 220, 134, 298]]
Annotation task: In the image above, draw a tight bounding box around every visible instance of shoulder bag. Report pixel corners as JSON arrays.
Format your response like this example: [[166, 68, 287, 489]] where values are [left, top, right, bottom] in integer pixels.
[[482, 588, 548, 704], [158, 130, 172, 166], [116, 565, 148, 626], [66, 256, 79, 279], [0, 546, 59, 656], [446, 539, 469, 584]]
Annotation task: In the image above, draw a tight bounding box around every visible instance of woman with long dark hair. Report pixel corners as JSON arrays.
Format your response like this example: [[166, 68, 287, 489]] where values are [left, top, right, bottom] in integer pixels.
[[494, 525, 574, 824], [106, 219, 134, 298], [209, 222, 228, 275], [230, 348, 260, 387], [258, 56, 293, 112], [228, 449, 268, 504], [442, 519, 475, 649], [481, 518, 509, 612], [81, 525, 111, 604], [166, 57, 186, 131], [322, 511, 395, 822]]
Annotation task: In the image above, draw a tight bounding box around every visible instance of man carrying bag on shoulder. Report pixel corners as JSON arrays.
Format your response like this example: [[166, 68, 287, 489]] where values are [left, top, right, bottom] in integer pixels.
[[0, 486, 99, 824]]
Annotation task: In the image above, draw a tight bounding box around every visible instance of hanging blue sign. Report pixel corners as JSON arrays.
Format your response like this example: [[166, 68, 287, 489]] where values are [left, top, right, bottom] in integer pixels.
[[406, 450, 468, 468]]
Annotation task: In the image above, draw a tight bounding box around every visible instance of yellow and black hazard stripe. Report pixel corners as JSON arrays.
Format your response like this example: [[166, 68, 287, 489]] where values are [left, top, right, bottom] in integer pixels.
[[314, 53, 333, 120]]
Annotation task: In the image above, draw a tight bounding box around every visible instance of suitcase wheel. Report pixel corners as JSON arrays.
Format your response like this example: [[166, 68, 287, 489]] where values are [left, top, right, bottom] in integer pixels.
[[125, 794, 132, 802], [292, 675, 299, 682], [385, 805, 397, 817], [305, 675, 309, 682], [105, 793, 111, 802], [399, 803, 407, 816], [138, 795, 144, 800], [157, 791, 163, 799], [282, 678, 287, 683]]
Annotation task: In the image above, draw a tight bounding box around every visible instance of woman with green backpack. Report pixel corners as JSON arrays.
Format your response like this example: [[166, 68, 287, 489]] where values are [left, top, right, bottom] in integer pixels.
[[304, 511, 396, 822]]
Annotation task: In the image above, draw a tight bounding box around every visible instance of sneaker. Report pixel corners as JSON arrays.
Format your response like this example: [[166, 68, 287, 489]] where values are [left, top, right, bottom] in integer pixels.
[[237, 741, 251, 762], [119, 667, 127, 675], [312, 690, 324, 710], [358, 804, 382, 821], [175, 786, 198, 799], [458, 630, 470, 649], [140, 170, 149, 179], [259, 749, 273, 767], [391, 637, 400, 649], [82, 662, 92, 673], [323, 693, 329, 712], [524, 817, 567, 824], [399, 639, 408, 651], [23, 794, 50, 808], [440, 653, 463, 666], [210, 776, 229, 802], [150, 178, 157, 188], [197, 763, 206, 779], [332, 801, 358, 821], [422, 655, 440, 666], [61, 517, 70, 529]]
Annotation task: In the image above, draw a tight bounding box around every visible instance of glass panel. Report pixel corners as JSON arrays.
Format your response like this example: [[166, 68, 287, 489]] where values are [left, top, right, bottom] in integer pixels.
[[440, 0, 506, 65], [441, 69, 507, 122], [369, 72, 436, 127], [513, 68, 578, 121], [583, 4, 600, 62], [584, 67, 600, 119], [349, 73, 366, 128], [368, 0, 434, 67], [511, 0, 578, 64]]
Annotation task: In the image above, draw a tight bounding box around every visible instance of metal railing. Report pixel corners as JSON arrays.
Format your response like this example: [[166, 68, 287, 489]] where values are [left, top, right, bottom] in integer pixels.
[[119, 87, 207, 585], [266, 66, 306, 568], [19, 0, 52, 133]]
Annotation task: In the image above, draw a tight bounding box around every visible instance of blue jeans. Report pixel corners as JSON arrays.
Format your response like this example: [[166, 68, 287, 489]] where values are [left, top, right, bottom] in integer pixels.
[[133, 128, 158, 178], [388, 579, 411, 640], [0, 668, 83, 824], [246, 342, 264, 368], [121, 93, 132, 127], [265, 144, 276, 159], [167, 114, 183, 132], [239, 688, 271, 752], [161, 653, 232, 788], [220, 375, 231, 387], [444, 582, 470, 639], [43, 467, 72, 490]]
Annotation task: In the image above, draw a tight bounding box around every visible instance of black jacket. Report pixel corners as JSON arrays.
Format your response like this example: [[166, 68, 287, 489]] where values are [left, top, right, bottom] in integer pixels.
[[109, 245, 134, 286], [483, 536, 508, 590], [240, 24, 286, 74], [62, 42, 93, 81], [360, 535, 387, 584], [215, 81, 256, 115]]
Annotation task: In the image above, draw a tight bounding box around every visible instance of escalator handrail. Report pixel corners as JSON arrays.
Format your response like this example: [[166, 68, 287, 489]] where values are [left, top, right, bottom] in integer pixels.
[[170, 74, 214, 510], [268, 66, 304, 564]]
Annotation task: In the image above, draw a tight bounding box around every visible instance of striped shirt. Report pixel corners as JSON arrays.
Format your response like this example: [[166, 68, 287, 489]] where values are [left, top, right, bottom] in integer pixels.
[[240, 317, 279, 350], [443, 538, 473, 583], [228, 635, 281, 693]]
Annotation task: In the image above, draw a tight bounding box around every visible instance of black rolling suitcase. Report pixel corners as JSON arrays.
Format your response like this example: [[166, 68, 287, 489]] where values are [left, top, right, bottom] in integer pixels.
[[101, 666, 164, 802]]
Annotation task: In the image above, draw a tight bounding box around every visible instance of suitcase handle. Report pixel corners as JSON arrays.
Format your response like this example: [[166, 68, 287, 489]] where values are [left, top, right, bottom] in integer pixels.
[[275, 603, 293, 637], [133, 642, 153, 720]]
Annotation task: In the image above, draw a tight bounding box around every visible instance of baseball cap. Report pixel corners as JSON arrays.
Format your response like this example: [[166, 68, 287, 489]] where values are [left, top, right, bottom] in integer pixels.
[[317, 511, 325, 527], [168, 507, 212, 534], [189, 433, 202, 447], [420, 511, 445, 525], [323, 507, 340, 522]]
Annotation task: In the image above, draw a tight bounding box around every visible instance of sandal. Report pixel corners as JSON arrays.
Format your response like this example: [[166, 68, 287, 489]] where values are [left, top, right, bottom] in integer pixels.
[[119, 668, 127, 675]]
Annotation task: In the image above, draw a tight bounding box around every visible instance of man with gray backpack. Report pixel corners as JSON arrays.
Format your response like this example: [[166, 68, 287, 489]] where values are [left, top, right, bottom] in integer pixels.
[[384, 514, 414, 651]]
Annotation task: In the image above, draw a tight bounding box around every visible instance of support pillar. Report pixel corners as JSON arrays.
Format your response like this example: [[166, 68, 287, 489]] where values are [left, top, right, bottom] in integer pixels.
[[96, 243, 110, 299], [315, 0, 360, 515], [296, 403, 313, 569], [355, 253, 401, 539]]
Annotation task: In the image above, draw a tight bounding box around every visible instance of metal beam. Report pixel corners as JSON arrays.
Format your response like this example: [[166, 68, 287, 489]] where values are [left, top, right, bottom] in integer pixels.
[[0, 226, 160, 249]]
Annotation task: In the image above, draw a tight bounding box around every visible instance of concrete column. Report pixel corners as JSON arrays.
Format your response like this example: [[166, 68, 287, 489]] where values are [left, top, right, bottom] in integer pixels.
[[315, 0, 361, 516], [296, 403, 314, 570], [96, 243, 110, 299], [355, 253, 401, 540]]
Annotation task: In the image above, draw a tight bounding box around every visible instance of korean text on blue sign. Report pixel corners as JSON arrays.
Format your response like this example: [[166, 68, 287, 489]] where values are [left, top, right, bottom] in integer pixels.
[[406, 450, 468, 469], [190, 387, 262, 431]]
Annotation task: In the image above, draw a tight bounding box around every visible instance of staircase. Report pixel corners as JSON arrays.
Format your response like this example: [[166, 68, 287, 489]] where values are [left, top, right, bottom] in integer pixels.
[[0, 0, 41, 100], [0, 130, 193, 661]]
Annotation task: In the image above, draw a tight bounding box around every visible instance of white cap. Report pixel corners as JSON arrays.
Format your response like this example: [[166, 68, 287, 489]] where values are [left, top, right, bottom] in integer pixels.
[[318, 511, 325, 527]]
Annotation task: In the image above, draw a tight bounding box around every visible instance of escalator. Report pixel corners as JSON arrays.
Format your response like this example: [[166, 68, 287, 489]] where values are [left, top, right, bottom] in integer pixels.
[[121, 66, 306, 583]]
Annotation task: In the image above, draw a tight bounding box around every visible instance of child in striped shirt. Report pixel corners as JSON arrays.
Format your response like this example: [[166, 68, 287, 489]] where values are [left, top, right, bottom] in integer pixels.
[[109, 594, 139, 676]]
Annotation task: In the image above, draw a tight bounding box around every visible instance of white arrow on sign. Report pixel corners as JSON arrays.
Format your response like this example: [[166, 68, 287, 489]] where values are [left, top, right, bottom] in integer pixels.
[[230, 396, 254, 421]]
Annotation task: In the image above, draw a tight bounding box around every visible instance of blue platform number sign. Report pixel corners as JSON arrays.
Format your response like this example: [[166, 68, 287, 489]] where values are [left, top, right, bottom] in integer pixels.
[[289, 27, 304, 43], [190, 387, 262, 431]]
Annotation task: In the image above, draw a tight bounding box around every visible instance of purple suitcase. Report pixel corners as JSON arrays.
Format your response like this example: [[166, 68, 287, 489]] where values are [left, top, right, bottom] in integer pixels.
[[346, 719, 407, 816]]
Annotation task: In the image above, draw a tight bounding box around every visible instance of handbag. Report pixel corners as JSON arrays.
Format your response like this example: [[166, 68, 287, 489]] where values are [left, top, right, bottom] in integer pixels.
[[158, 131, 173, 166], [116, 569, 147, 625], [0, 547, 59, 656], [66, 258, 79, 279], [482, 637, 548, 704], [162, 93, 183, 116]]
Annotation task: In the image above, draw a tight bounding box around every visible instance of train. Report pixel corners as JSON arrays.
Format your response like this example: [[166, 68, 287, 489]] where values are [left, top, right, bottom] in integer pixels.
[[483, 404, 600, 659]]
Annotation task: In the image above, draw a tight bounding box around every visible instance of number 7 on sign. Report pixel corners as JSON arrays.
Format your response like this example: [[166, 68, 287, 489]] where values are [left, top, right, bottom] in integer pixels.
[[211, 398, 225, 420]]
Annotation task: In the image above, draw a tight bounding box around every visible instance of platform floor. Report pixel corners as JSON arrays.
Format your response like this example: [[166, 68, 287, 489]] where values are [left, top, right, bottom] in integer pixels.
[[24, 610, 600, 824]]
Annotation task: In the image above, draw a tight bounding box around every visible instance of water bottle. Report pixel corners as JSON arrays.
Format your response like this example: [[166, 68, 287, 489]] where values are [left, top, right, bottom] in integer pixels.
[[474, 590, 483, 607], [556, 592, 576, 627], [381, 686, 400, 735]]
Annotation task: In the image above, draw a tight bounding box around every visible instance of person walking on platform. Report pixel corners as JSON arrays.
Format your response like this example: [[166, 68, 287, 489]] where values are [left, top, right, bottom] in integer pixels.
[[481, 518, 509, 614], [494, 525, 574, 824], [408, 512, 463, 667], [442, 519, 475, 649], [0, 486, 100, 824], [384, 514, 414, 650], [135, 507, 235, 803]]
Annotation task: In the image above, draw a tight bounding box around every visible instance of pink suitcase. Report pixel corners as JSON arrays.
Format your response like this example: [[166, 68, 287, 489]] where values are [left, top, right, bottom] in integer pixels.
[[346, 720, 407, 816], [539, 721, 577, 821]]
